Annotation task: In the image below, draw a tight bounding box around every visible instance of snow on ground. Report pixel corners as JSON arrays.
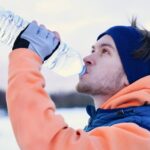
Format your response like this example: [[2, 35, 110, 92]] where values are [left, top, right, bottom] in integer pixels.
[[0, 108, 89, 150]]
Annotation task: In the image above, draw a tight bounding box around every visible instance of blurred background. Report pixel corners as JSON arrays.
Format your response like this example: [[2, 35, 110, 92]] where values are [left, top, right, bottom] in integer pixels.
[[0, 0, 150, 149]]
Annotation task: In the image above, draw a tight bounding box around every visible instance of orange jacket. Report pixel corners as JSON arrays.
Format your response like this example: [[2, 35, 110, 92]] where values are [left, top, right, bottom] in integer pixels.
[[6, 49, 150, 150]]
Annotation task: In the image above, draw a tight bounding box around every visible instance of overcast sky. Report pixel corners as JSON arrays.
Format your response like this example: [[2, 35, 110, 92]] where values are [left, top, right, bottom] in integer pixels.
[[0, 0, 150, 93]]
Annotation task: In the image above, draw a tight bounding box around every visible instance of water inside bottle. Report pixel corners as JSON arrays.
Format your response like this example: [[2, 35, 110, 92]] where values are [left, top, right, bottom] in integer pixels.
[[43, 42, 86, 77]]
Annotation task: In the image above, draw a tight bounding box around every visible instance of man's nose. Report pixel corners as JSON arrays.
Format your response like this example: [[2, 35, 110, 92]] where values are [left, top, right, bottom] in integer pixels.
[[83, 55, 94, 65]]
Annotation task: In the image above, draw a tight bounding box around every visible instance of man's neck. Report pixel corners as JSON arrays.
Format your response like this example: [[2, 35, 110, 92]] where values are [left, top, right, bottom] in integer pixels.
[[92, 94, 113, 109]]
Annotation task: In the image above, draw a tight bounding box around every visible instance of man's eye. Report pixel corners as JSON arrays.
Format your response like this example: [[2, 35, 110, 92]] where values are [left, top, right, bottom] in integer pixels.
[[102, 49, 109, 54], [91, 50, 95, 53]]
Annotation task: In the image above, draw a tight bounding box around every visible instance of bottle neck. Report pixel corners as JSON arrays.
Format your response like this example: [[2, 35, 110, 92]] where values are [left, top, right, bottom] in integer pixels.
[[79, 65, 87, 76]]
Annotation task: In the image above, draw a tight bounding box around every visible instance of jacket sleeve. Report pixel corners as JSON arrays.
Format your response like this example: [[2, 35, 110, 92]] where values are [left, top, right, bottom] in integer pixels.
[[6, 49, 150, 150]]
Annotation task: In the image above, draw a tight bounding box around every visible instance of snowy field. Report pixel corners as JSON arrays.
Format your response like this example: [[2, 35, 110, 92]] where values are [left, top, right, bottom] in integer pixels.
[[0, 108, 89, 150]]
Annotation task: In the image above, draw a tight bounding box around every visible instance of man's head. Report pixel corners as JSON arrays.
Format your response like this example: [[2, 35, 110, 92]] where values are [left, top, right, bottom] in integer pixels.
[[77, 19, 150, 97], [76, 34, 129, 96]]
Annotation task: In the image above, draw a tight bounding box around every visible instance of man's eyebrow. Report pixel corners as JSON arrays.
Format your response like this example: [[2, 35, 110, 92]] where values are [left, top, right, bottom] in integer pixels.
[[91, 43, 115, 53], [100, 43, 115, 50]]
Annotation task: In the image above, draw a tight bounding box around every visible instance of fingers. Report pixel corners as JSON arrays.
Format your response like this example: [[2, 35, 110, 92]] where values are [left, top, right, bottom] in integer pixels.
[[21, 20, 61, 46], [38, 24, 49, 38], [20, 21, 39, 39], [36, 23, 61, 42], [36, 23, 61, 51], [52, 31, 61, 41]]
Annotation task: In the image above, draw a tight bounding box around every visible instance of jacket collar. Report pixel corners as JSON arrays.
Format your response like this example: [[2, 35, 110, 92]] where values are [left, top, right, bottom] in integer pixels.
[[84, 105, 150, 132], [100, 76, 150, 109]]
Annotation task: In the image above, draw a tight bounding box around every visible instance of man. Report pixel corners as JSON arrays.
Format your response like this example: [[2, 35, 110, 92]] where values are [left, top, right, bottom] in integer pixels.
[[6, 19, 150, 150]]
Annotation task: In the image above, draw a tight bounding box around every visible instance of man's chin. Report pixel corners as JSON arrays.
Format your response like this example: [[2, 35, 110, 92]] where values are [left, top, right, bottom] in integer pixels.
[[76, 82, 91, 94]]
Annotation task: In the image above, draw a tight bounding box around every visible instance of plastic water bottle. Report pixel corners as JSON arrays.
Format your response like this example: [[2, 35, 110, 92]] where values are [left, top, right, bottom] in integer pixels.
[[0, 8, 86, 77]]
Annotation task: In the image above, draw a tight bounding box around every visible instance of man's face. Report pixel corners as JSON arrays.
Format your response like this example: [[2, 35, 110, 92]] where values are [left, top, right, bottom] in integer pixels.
[[76, 35, 129, 96]]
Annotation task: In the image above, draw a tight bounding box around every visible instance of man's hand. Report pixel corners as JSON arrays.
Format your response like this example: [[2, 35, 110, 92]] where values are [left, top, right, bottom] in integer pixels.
[[13, 21, 60, 61]]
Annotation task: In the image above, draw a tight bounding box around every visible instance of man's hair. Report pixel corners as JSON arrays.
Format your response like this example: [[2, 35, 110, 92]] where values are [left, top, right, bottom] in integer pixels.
[[131, 18, 150, 61]]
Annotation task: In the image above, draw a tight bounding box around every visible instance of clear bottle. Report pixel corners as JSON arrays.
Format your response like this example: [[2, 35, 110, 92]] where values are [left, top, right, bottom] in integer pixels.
[[0, 8, 86, 77]]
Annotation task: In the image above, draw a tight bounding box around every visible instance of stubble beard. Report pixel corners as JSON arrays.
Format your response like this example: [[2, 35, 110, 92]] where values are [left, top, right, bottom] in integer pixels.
[[76, 72, 125, 96], [76, 81, 92, 94], [76, 80, 104, 95]]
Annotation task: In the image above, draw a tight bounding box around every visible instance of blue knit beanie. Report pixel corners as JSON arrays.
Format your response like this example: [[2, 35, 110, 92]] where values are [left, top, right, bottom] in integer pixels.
[[97, 26, 148, 84]]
